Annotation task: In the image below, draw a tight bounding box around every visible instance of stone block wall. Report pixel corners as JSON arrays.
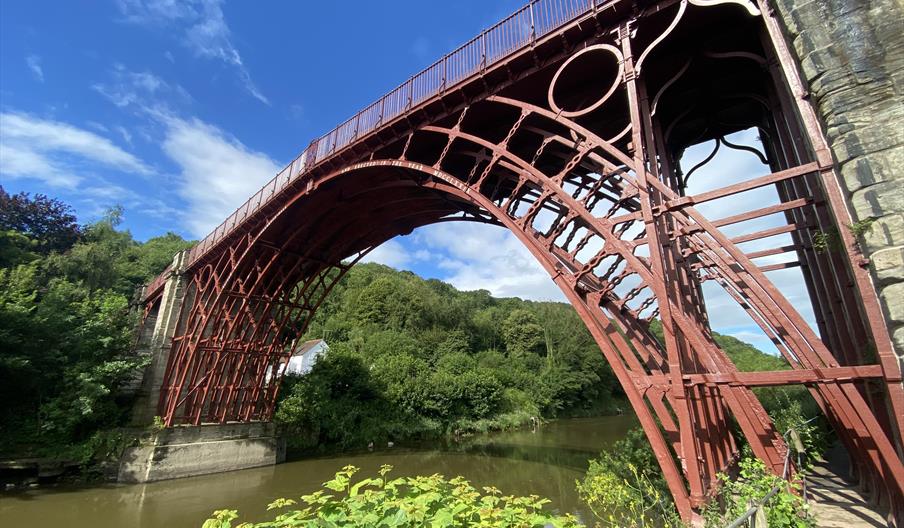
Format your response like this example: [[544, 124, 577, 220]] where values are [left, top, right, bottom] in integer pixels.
[[118, 422, 284, 483], [130, 250, 189, 426], [772, 0, 904, 364]]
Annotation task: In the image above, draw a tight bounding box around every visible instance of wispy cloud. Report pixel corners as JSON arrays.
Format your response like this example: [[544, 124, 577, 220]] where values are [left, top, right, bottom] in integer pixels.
[[115, 125, 134, 146], [26, 54, 44, 82], [416, 223, 565, 301], [92, 64, 190, 109], [361, 239, 418, 269], [156, 114, 280, 237], [89, 61, 278, 238], [115, 0, 269, 104], [0, 111, 151, 188], [364, 222, 565, 302]]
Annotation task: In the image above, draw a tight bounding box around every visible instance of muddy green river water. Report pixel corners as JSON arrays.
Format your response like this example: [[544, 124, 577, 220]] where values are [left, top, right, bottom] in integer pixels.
[[0, 415, 637, 527]]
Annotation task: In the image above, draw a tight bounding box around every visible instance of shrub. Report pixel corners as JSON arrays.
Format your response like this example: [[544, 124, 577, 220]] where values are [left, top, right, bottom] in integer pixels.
[[576, 428, 682, 527], [576, 463, 681, 527], [768, 396, 825, 469], [704, 456, 814, 528], [202, 465, 580, 528]]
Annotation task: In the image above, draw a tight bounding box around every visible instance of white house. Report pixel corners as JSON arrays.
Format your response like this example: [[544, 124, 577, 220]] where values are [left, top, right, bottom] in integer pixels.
[[283, 339, 328, 376]]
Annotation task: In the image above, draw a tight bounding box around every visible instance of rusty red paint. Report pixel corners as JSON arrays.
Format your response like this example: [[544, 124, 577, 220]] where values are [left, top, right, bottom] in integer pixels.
[[138, 0, 904, 521]]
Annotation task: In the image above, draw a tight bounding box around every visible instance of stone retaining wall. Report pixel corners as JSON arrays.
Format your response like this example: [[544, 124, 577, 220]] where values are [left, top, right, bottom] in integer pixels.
[[118, 422, 285, 483]]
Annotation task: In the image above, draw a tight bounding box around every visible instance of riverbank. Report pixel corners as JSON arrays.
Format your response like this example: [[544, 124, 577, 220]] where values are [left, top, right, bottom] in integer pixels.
[[284, 396, 628, 459]]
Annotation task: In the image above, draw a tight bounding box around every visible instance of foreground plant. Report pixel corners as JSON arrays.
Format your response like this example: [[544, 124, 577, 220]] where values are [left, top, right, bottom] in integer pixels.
[[202, 465, 580, 528], [576, 428, 683, 527], [704, 456, 814, 528], [576, 462, 682, 527]]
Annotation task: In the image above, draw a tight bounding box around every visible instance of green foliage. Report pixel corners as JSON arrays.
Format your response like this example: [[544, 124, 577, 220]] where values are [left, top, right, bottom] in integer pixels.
[[502, 309, 545, 359], [0, 195, 192, 465], [151, 415, 166, 432], [0, 187, 81, 257], [811, 230, 840, 253], [577, 464, 681, 528], [577, 428, 681, 527], [811, 220, 872, 253], [202, 465, 580, 528], [704, 456, 814, 528], [276, 263, 623, 451], [847, 218, 874, 238], [577, 389, 823, 526], [0, 229, 40, 268], [769, 396, 825, 468]]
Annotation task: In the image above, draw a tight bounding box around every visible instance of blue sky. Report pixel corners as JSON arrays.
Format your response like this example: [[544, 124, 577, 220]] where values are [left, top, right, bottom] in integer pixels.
[[0, 0, 815, 353], [1, 0, 525, 237]]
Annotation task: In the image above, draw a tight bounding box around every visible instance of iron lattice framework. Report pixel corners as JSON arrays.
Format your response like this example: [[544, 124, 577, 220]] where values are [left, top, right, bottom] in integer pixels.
[[141, 0, 904, 520]]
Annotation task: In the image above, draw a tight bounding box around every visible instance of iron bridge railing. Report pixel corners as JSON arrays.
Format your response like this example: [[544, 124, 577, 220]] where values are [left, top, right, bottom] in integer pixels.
[[145, 0, 608, 297]]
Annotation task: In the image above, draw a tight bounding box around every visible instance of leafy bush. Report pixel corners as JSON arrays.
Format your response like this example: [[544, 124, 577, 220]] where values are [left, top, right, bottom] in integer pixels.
[[202, 465, 580, 528], [768, 396, 826, 468], [578, 430, 816, 528], [576, 465, 681, 528], [576, 428, 682, 527], [704, 456, 814, 528]]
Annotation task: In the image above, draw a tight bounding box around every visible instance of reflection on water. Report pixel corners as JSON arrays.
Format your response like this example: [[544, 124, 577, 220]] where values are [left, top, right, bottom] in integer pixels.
[[0, 415, 636, 527]]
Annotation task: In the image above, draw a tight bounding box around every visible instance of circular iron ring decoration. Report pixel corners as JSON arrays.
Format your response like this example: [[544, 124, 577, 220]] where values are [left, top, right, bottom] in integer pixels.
[[547, 44, 624, 118]]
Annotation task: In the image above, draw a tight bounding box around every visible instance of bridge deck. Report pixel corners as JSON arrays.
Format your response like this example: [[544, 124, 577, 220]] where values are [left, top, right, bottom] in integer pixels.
[[810, 446, 887, 528]]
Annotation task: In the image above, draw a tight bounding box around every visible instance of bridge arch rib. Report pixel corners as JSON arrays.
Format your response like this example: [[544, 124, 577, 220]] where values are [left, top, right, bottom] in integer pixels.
[[142, 0, 904, 520]]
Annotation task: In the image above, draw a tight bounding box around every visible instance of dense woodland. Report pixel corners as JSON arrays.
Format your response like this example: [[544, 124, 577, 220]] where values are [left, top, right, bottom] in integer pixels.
[[0, 188, 193, 462], [276, 262, 622, 451], [275, 262, 811, 452], [0, 188, 809, 470]]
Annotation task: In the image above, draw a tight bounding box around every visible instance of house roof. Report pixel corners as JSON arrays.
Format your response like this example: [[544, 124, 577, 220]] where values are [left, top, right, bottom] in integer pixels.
[[291, 339, 325, 357]]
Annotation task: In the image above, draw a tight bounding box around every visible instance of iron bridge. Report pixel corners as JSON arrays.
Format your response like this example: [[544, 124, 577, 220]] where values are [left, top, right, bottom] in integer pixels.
[[139, 0, 904, 520]]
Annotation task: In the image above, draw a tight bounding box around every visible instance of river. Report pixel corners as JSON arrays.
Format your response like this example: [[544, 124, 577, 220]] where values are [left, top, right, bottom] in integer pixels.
[[0, 414, 636, 527]]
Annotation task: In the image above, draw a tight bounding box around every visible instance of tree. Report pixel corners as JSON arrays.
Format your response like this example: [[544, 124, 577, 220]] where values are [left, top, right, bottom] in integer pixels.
[[502, 309, 545, 359], [0, 196, 191, 463], [0, 187, 81, 254]]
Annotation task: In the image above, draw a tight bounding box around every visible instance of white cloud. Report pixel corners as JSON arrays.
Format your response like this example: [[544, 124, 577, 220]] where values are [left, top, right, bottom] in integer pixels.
[[413, 222, 565, 301], [0, 111, 151, 188], [116, 0, 196, 23], [0, 142, 78, 188], [359, 222, 566, 301], [116, 0, 268, 104], [92, 65, 190, 109], [157, 115, 281, 237], [86, 121, 110, 133], [115, 125, 134, 146], [88, 62, 276, 237], [26, 55, 44, 82], [360, 239, 414, 268]]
